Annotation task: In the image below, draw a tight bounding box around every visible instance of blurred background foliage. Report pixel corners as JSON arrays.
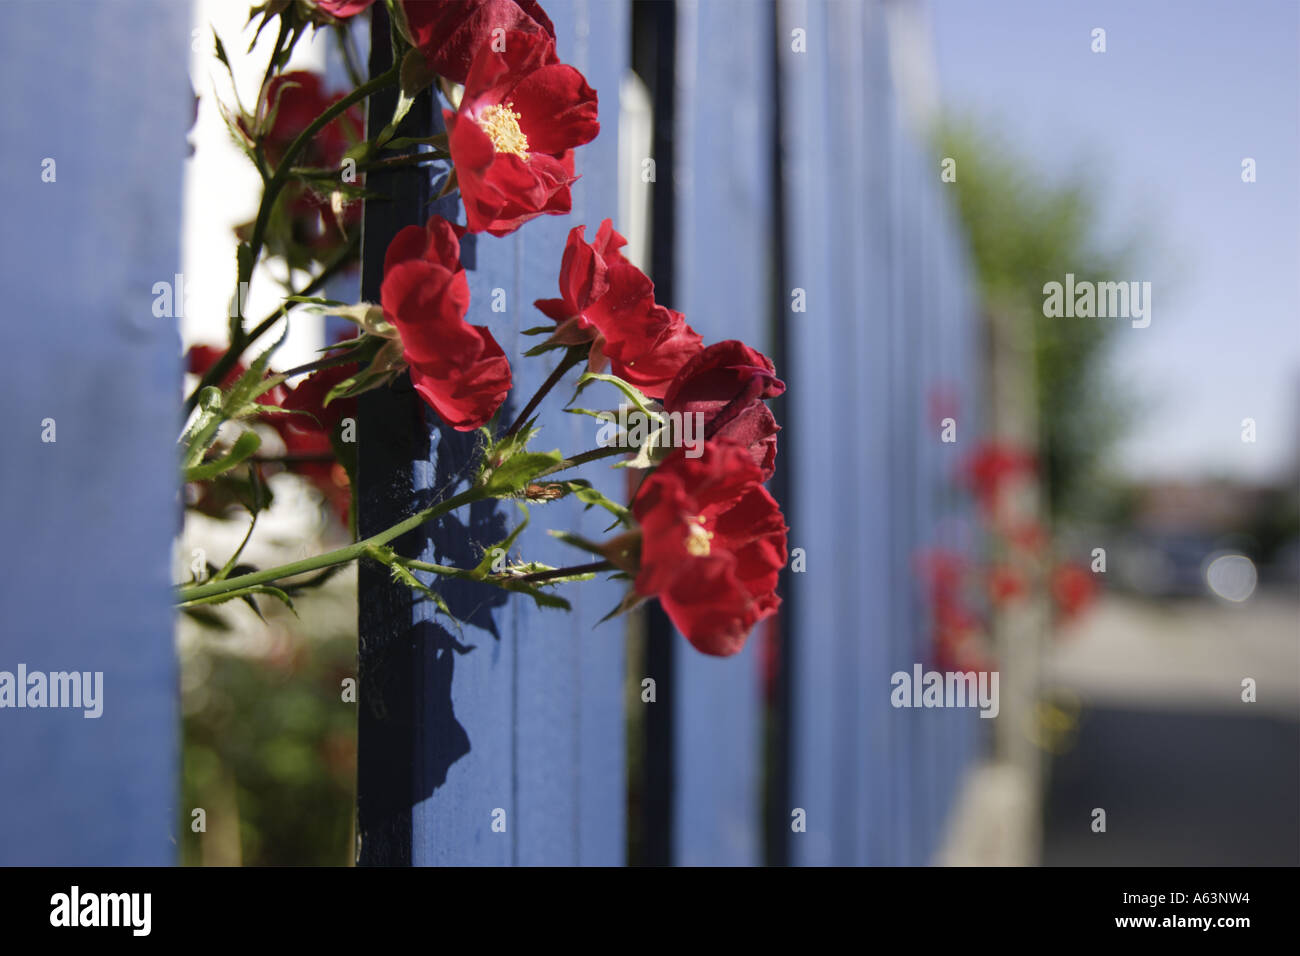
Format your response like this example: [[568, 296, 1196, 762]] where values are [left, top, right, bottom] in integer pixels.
[[935, 121, 1145, 525], [179, 490, 358, 867]]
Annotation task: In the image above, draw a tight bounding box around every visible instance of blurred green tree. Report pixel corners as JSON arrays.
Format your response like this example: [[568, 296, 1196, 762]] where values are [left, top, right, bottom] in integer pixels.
[[935, 122, 1145, 523]]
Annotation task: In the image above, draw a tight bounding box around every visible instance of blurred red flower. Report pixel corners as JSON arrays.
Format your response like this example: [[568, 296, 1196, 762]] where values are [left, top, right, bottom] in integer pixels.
[[404, 0, 555, 85], [312, 0, 376, 19], [1051, 562, 1098, 623], [964, 441, 1036, 514]]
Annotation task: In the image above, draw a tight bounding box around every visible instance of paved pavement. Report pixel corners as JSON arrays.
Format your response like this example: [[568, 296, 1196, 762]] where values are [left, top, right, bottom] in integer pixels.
[[1039, 590, 1300, 866]]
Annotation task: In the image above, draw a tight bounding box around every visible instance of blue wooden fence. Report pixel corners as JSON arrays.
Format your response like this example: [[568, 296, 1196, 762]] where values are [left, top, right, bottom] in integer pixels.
[[356, 0, 630, 867], [357, 0, 982, 867], [0, 0, 982, 867], [0, 1, 190, 864]]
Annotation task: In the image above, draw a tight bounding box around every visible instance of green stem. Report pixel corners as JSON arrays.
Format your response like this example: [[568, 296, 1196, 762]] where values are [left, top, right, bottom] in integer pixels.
[[399, 558, 471, 577], [244, 62, 400, 294], [194, 64, 399, 412], [290, 149, 449, 179], [176, 484, 485, 604], [502, 349, 584, 439], [510, 560, 613, 584], [535, 445, 627, 479], [277, 348, 367, 380]]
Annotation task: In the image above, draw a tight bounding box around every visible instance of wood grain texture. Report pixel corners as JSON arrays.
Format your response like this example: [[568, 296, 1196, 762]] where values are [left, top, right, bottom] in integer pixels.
[[667, 0, 774, 868]]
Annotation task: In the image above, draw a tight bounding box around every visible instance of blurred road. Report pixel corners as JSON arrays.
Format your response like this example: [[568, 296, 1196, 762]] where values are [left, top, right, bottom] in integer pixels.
[[1040, 591, 1300, 866]]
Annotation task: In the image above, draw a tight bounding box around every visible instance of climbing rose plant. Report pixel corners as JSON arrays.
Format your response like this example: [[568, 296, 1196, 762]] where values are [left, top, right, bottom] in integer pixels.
[[178, 0, 788, 657]]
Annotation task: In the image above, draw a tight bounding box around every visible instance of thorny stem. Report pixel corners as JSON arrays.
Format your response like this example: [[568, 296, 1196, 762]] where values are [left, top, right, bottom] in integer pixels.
[[243, 62, 400, 297], [186, 64, 399, 415], [290, 149, 449, 179], [276, 349, 368, 381], [502, 349, 585, 439], [509, 560, 614, 584], [534, 445, 627, 479], [177, 484, 486, 603]]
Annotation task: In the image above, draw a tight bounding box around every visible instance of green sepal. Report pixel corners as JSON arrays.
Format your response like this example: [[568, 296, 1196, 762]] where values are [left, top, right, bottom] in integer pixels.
[[185, 429, 262, 483]]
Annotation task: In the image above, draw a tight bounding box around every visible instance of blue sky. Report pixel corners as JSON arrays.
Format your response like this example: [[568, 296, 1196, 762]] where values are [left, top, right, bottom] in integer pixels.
[[929, 0, 1299, 483]]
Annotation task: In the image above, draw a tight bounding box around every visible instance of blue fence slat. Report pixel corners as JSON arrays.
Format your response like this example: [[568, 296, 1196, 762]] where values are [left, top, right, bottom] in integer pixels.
[[493, 0, 629, 867], [780, 0, 845, 867], [668, 0, 773, 867], [856, 0, 901, 868], [779, 0, 984, 867], [0, 1, 189, 864], [568, 0, 631, 866], [358, 0, 628, 867]]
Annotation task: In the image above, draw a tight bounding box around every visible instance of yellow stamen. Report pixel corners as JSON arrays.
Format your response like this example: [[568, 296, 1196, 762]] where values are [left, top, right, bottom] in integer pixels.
[[685, 517, 713, 557], [477, 102, 529, 158]]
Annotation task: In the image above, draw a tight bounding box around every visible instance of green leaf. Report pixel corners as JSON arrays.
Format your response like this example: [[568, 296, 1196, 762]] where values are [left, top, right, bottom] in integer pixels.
[[547, 530, 610, 559], [563, 406, 617, 423], [212, 30, 235, 82], [283, 294, 348, 307], [323, 363, 400, 406], [185, 429, 262, 482], [179, 386, 225, 470], [222, 328, 288, 421], [181, 606, 231, 632], [399, 46, 437, 106], [497, 581, 572, 611], [570, 372, 664, 426], [388, 560, 454, 620], [597, 588, 647, 625], [383, 133, 449, 152], [523, 339, 571, 358], [480, 450, 564, 496], [179, 583, 296, 616], [468, 503, 532, 577], [616, 424, 671, 470]]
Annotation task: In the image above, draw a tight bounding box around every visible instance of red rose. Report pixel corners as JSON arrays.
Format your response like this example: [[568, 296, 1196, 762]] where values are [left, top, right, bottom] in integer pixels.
[[445, 29, 598, 236], [632, 442, 787, 656], [404, 0, 555, 85], [380, 214, 511, 430], [964, 441, 1036, 515], [533, 219, 630, 322], [534, 220, 703, 397], [662, 340, 784, 480]]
